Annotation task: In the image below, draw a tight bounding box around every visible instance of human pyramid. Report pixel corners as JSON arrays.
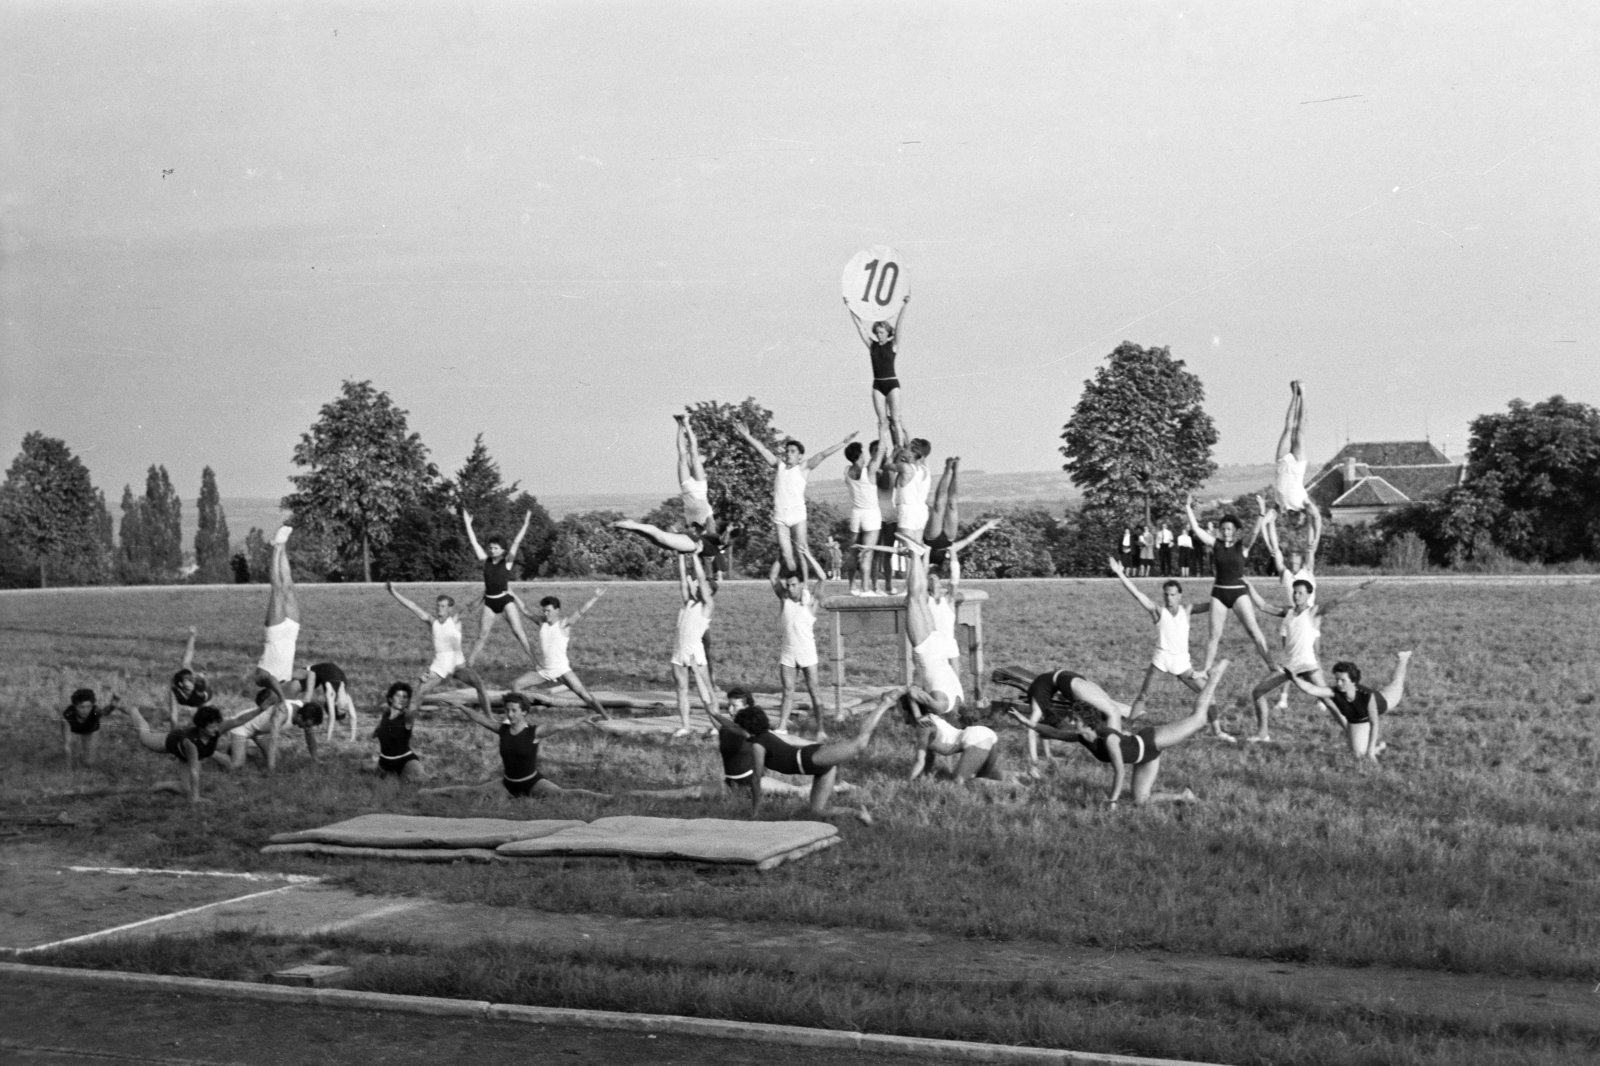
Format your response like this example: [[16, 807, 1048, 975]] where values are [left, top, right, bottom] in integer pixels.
[[60, 252, 1411, 822]]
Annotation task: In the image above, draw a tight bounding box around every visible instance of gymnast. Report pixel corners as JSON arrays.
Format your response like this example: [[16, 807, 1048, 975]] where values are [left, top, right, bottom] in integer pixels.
[[118, 702, 266, 803], [843, 426, 888, 595], [168, 627, 211, 727], [1287, 652, 1412, 762], [733, 421, 856, 573], [845, 290, 910, 440], [220, 691, 326, 772], [1185, 496, 1274, 732], [462, 508, 539, 667], [894, 534, 966, 718], [1271, 381, 1323, 549], [368, 681, 426, 782], [668, 552, 720, 738], [902, 696, 1026, 788], [612, 416, 727, 563], [62, 688, 116, 768], [1244, 579, 1373, 742], [294, 661, 358, 742], [1107, 556, 1208, 719], [420, 691, 608, 800], [891, 439, 933, 546], [251, 526, 299, 709], [770, 550, 829, 736], [1258, 493, 1323, 715], [990, 663, 1141, 773], [384, 582, 492, 711], [514, 591, 613, 720], [1009, 662, 1230, 806]]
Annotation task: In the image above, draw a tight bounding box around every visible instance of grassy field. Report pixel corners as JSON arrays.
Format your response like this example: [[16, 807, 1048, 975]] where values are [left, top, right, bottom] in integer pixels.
[[5, 578, 1600, 1063]]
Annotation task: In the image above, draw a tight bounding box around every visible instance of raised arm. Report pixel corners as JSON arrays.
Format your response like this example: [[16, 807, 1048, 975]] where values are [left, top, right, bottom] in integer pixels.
[[950, 518, 1000, 555], [1108, 556, 1160, 620], [1248, 581, 1287, 617], [676, 553, 691, 604], [865, 423, 889, 477], [806, 431, 860, 471], [843, 299, 871, 347], [566, 589, 605, 627], [687, 552, 715, 606], [1316, 579, 1377, 617], [461, 510, 488, 561], [180, 626, 197, 670], [1008, 706, 1079, 743], [768, 559, 786, 598], [507, 510, 534, 556], [734, 423, 779, 467], [891, 292, 909, 341], [385, 581, 433, 624], [1185, 496, 1216, 546]]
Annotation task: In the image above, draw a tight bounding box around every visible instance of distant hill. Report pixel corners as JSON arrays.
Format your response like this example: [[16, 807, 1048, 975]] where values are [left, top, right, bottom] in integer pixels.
[[180, 464, 1281, 552]]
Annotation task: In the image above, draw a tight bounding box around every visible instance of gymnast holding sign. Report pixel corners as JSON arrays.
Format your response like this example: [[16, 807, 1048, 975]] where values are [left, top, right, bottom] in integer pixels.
[[843, 245, 911, 441]]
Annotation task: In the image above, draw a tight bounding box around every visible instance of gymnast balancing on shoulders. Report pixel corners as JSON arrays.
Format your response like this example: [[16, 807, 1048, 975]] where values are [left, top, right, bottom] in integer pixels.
[[421, 691, 609, 801], [1185, 496, 1275, 732], [1108, 556, 1208, 719], [1010, 662, 1230, 807], [613, 416, 728, 569], [384, 582, 493, 712], [1271, 380, 1323, 552], [1258, 492, 1323, 715], [462, 508, 540, 668], [369, 681, 426, 782], [845, 290, 910, 441], [733, 421, 857, 573], [1287, 652, 1412, 762], [118, 702, 266, 804]]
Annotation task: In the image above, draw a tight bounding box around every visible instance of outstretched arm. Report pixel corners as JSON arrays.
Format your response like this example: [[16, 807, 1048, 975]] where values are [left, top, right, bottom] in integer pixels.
[[843, 299, 871, 347], [566, 589, 605, 627], [800, 548, 828, 596], [507, 510, 534, 556], [1108, 556, 1160, 620], [806, 431, 860, 471], [454, 694, 500, 734], [950, 518, 1000, 554], [1185, 496, 1216, 546], [734, 424, 779, 467], [1248, 582, 1287, 617], [385, 582, 432, 624], [461, 510, 488, 561], [1286, 670, 1335, 700], [891, 292, 909, 339], [1007, 706, 1079, 743], [534, 717, 598, 740]]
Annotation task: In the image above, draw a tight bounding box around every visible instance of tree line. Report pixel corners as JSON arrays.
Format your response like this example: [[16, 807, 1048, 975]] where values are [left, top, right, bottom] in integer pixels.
[[3, 347, 1595, 588]]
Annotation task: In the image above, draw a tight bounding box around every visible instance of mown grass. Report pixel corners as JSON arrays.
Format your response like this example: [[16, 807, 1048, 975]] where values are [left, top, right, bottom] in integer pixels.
[[36, 930, 1600, 1066], [4, 580, 1600, 985]]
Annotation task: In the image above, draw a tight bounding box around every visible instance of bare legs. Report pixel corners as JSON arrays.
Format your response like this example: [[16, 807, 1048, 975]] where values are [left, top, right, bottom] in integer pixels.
[[416, 666, 491, 715], [1250, 667, 1326, 743], [1129, 661, 1228, 804], [926, 457, 958, 540], [1277, 382, 1304, 463], [799, 696, 895, 823], [122, 705, 170, 755], [899, 537, 935, 645], [1129, 662, 1204, 720], [1200, 597, 1274, 676], [672, 662, 717, 734], [872, 385, 904, 442], [469, 603, 538, 667], [612, 520, 701, 555], [775, 519, 806, 574], [252, 530, 298, 707], [778, 663, 826, 737]]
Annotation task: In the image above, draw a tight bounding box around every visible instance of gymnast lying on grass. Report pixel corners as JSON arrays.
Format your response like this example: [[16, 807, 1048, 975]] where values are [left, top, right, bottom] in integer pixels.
[[420, 691, 610, 801], [1008, 661, 1230, 807], [627, 687, 894, 825]]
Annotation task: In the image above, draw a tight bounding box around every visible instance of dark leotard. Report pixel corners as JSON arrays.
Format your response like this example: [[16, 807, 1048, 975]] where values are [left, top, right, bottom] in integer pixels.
[[170, 681, 211, 709], [1211, 541, 1248, 607], [483, 557, 515, 614], [164, 727, 220, 762], [719, 726, 757, 784], [307, 662, 346, 690], [1027, 670, 1086, 726], [751, 732, 823, 776], [869, 339, 899, 394], [927, 532, 954, 568], [1332, 686, 1387, 724], [374, 711, 417, 774], [1078, 726, 1159, 766], [62, 705, 102, 736], [498, 722, 544, 796]]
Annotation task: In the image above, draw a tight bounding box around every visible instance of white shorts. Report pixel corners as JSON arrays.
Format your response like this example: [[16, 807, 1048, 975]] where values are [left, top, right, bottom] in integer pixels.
[[1151, 649, 1194, 676], [230, 705, 287, 740], [780, 644, 819, 670], [535, 662, 570, 683], [680, 478, 712, 526], [1275, 455, 1310, 511], [773, 504, 806, 527], [897, 504, 930, 535], [956, 725, 998, 752], [849, 507, 883, 534], [427, 650, 467, 679], [671, 643, 707, 669], [257, 618, 300, 682]]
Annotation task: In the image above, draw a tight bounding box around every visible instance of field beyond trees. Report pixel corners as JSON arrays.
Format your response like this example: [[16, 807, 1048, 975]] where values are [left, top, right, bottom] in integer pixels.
[[5, 577, 1600, 1064]]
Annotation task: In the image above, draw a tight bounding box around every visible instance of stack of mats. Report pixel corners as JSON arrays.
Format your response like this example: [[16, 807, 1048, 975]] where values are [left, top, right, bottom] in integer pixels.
[[263, 814, 839, 870]]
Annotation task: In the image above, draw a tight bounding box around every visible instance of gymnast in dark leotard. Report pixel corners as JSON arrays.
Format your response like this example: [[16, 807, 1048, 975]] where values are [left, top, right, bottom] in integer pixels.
[[119, 702, 264, 803], [846, 292, 910, 441], [369, 682, 426, 782], [61, 688, 115, 769], [462, 508, 540, 669], [422, 692, 608, 801], [1185, 495, 1274, 738], [1288, 652, 1412, 762], [991, 665, 1135, 774], [1010, 662, 1229, 806]]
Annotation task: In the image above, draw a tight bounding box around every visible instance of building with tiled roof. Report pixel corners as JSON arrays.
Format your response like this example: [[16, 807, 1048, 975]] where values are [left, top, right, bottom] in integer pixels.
[[1305, 441, 1465, 525]]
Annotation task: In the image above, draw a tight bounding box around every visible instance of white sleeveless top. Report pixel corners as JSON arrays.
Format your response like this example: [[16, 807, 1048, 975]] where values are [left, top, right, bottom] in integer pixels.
[[773, 464, 808, 524], [431, 617, 463, 659], [1155, 605, 1190, 660], [539, 621, 571, 675], [894, 463, 930, 518], [846, 467, 879, 512], [779, 590, 817, 655], [1280, 608, 1321, 672]]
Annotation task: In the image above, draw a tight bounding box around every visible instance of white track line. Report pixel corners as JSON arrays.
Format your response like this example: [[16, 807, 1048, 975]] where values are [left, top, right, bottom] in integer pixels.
[[306, 900, 426, 936], [17, 884, 301, 955], [67, 866, 320, 884]]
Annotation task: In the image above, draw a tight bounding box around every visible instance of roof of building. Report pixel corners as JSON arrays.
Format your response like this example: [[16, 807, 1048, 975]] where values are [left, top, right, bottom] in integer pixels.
[[1314, 440, 1451, 475], [1332, 476, 1412, 507]]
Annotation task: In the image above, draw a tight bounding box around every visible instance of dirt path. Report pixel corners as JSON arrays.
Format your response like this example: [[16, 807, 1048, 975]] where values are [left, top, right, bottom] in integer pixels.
[[6, 850, 1596, 1035]]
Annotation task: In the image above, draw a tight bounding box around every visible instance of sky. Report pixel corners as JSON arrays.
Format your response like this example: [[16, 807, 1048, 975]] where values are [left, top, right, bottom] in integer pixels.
[[2, 1, 1597, 506]]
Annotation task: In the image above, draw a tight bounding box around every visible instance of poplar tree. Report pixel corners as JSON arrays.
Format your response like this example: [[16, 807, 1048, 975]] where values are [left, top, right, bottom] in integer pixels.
[[194, 467, 232, 583]]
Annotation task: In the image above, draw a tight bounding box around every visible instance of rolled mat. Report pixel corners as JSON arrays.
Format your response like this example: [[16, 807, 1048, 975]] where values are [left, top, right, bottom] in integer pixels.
[[496, 816, 839, 869], [261, 842, 500, 863], [268, 814, 585, 849]]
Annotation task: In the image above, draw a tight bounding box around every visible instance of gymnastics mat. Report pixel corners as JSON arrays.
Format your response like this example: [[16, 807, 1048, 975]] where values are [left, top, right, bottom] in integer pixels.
[[260, 843, 501, 863], [496, 816, 840, 870], [267, 814, 584, 850]]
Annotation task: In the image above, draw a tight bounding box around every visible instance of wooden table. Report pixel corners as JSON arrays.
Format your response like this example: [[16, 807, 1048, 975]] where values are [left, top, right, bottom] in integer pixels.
[[820, 591, 988, 716]]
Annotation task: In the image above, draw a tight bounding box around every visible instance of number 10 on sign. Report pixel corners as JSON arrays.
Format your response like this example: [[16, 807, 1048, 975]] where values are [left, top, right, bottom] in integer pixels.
[[841, 246, 909, 323]]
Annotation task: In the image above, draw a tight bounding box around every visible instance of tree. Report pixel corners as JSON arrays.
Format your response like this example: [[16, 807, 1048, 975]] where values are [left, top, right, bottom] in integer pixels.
[[117, 466, 184, 584], [957, 509, 1058, 578], [117, 484, 151, 584], [545, 511, 672, 579], [1455, 396, 1600, 562], [194, 467, 232, 584], [283, 380, 438, 582], [0, 432, 114, 587], [242, 528, 271, 583], [1060, 342, 1218, 531]]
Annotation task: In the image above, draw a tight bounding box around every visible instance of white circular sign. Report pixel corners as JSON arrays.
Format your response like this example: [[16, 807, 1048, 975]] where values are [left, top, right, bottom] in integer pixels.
[[841, 246, 909, 323]]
